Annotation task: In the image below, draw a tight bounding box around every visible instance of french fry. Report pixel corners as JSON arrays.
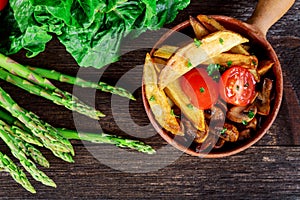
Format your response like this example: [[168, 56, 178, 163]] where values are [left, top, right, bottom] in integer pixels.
[[258, 60, 274, 76], [153, 45, 179, 60], [154, 47, 258, 68], [164, 80, 206, 132], [143, 54, 183, 135], [158, 30, 249, 89], [189, 16, 209, 39], [197, 14, 250, 55]]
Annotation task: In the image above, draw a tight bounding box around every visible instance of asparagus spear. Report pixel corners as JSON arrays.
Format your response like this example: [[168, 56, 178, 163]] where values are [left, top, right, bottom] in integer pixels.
[[0, 68, 105, 119], [0, 151, 36, 193], [0, 87, 74, 157], [27, 66, 136, 101], [0, 54, 104, 119], [0, 120, 49, 168], [58, 128, 156, 154], [10, 126, 43, 147], [0, 109, 156, 154], [0, 124, 56, 187]]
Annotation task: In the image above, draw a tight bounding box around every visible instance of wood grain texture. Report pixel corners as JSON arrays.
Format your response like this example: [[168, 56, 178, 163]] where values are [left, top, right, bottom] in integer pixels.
[[0, 0, 299, 198]]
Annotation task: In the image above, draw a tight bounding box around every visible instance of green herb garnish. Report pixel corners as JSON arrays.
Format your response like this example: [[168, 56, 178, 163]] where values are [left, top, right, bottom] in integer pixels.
[[194, 38, 202, 48], [227, 61, 233, 67], [252, 60, 257, 66], [242, 120, 248, 125], [200, 87, 205, 93], [220, 128, 227, 135], [219, 38, 224, 45], [248, 110, 255, 119], [187, 104, 194, 109], [170, 109, 179, 118], [236, 85, 240, 91], [244, 83, 249, 87], [187, 59, 193, 68], [207, 64, 222, 76], [149, 95, 155, 102]]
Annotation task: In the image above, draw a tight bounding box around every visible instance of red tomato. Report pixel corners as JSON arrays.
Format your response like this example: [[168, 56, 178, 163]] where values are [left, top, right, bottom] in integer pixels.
[[219, 66, 256, 106], [0, 0, 8, 11], [181, 68, 219, 110]]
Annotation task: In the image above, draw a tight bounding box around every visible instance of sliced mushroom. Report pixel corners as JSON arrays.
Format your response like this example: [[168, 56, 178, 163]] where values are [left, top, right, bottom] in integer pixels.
[[238, 129, 252, 141], [182, 118, 209, 144], [219, 123, 239, 142], [226, 104, 257, 123], [205, 105, 226, 122], [214, 138, 226, 149], [246, 117, 257, 130], [255, 78, 273, 115]]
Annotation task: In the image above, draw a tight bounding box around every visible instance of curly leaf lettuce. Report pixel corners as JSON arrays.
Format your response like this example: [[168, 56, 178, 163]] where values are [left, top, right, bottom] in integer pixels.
[[0, 0, 190, 68]]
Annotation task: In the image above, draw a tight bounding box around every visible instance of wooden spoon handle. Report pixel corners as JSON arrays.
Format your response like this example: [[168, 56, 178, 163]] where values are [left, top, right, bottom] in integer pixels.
[[247, 0, 295, 36]]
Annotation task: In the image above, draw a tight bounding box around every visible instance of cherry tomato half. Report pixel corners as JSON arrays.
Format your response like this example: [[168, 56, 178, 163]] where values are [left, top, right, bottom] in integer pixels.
[[181, 68, 219, 110], [219, 66, 256, 106], [0, 0, 8, 11]]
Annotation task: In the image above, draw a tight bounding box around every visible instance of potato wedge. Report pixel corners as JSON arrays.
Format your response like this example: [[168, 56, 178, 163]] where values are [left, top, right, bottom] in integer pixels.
[[164, 79, 206, 132], [258, 60, 274, 76], [154, 47, 258, 68], [197, 14, 250, 55], [208, 53, 258, 68], [143, 54, 183, 135], [189, 16, 209, 39], [153, 45, 179, 60], [158, 30, 249, 89]]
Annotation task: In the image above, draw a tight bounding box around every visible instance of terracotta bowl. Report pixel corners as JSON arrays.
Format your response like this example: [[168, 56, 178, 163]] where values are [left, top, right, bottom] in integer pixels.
[[142, 15, 283, 158]]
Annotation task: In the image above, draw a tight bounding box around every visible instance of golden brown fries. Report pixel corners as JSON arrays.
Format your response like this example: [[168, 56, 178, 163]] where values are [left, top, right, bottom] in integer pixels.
[[258, 60, 274, 76], [143, 54, 183, 135], [189, 16, 209, 39], [197, 14, 250, 55], [158, 30, 249, 89]]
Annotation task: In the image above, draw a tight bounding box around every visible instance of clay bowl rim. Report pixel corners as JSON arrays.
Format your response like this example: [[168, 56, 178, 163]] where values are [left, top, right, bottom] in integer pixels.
[[142, 15, 283, 158]]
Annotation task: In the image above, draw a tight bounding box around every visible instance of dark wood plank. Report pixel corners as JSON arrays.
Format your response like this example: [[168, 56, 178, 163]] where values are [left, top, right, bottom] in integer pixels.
[[0, 0, 299, 198], [0, 145, 299, 199]]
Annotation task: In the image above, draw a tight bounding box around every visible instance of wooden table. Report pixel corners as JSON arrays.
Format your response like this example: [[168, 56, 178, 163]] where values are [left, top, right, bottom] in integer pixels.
[[0, 0, 299, 198]]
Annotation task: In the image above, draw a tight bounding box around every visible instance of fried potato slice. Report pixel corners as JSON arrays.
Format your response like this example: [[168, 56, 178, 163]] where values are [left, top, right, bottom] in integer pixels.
[[154, 47, 258, 68], [197, 14, 250, 55], [158, 30, 249, 89], [164, 79, 206, 132], [208, 53, 258, 68], [153, 45, 179, 60], [189, 16, 209, 39], [144, 54, 183, 135], [258, 60, 274, 76]]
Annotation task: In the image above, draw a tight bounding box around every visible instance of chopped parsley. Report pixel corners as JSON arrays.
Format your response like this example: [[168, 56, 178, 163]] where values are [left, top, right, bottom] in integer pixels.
[[242, 120, 248, 125], [220, 128, 227, 135], [187, 104, 194, 109], [194, 38, 202, 48], [244, 83, 249, 87], [219, 38, 224, 45], [206, 63, 222, 76], [170, 109, 179, 118], [149, 95, 155, 101], [227, 61, 233, 67], [252, 60, 257, 66], [200, 87, 205, 93], [248, 110, 255, 119], [187, 59, 193, 68], [236, 85, 240, 91]]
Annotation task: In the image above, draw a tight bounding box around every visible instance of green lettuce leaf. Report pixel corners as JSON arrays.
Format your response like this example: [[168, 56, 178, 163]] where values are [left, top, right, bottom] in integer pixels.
[[0, 0, 190, 68]]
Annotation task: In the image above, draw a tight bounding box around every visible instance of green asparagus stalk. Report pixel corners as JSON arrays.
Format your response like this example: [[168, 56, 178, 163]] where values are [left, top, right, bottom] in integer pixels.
[[10, 126, 43, 147], [0, 120, 49, 167], [0, 53, 104, 119], [0, 124, 56, 187], [0, 87, 74, 157], [0, 68, 105, 119], [58, 128, 156, 154], [0, 108, 156, 154], [27, 66, 136, 101], [0, 151, 36, 193]]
